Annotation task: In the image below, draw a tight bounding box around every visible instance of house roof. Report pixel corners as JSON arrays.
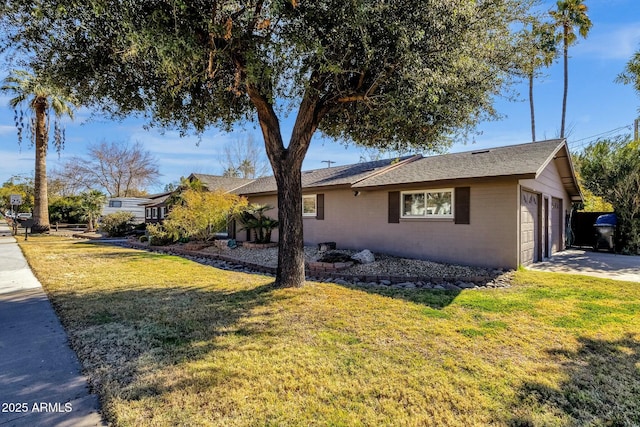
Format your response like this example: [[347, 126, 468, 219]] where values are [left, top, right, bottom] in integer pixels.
[[233, 156, 417, 195], [140, 191, 172, 206], [188, 174, 255, 192], [232, 139, 581, 201], [353, 139, 581, 199]]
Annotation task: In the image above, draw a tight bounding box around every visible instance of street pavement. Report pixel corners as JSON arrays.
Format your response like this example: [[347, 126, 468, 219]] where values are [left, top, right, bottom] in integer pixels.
[[0, 220, 105, 426]]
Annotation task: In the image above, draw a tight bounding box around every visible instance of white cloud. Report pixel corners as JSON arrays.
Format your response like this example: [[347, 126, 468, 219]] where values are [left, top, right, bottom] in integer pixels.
[[575, 23, 640, 60], [0, 124, 16, 135], [0, 148, 35, 183]]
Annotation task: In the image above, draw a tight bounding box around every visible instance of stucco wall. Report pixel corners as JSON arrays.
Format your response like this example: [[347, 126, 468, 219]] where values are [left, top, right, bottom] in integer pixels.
[[243, 180, 520, 268], [519, 157, 572, 260]]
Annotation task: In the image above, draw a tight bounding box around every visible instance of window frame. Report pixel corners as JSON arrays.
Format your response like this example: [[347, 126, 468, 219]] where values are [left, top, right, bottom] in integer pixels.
[[145, 208, 151, 219], [302, 194, 317, 217], [109, 200, 122, 208], [151, 207, 158, 219], [400, 188, 454, 219]]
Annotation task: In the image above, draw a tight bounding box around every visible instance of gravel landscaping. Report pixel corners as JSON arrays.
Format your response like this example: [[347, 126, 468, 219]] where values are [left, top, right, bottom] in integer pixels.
[[118, 239, 515, 290], [194, 244, 514, 289]]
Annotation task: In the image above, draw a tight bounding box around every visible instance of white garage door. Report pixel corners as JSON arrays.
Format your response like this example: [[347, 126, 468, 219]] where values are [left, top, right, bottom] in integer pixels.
[[520, 190, 539, 265]]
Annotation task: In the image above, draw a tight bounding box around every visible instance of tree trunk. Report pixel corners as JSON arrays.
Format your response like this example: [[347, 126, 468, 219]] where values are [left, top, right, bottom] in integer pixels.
[[33, 97, 50, 233], [246, 80, 322, 287], [560, 26, 569, 139], [529, 71, 536, 142], [273, 165, 306, 287]]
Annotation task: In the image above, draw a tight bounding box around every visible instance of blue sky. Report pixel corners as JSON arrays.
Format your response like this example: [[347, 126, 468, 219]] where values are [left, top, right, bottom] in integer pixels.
[[1, 0, 639, 193]]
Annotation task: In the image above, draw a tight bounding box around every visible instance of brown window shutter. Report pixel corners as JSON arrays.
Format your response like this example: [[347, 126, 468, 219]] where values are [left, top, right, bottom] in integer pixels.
[[316, 194, 324, 220], [455, 187, 470, 224], [388, 191, 400, 223]]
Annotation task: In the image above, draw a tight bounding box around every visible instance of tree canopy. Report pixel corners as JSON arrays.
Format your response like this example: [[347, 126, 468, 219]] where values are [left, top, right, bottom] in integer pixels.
[[617, 50, 640, 103], [578, 137, 640, 254], [2, 0, 536, 286]]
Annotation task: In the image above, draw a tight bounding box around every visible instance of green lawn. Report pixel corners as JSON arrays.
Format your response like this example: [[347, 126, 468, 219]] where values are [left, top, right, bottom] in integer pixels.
[[19, 237, 640, 426]]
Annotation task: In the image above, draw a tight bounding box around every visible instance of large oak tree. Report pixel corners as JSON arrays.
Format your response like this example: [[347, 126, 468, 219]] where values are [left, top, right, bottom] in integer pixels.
[[2, 0, 534, 286]]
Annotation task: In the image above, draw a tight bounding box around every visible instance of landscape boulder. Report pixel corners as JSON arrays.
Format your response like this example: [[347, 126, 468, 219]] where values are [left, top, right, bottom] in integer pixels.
[[351, 249, 375, 264]]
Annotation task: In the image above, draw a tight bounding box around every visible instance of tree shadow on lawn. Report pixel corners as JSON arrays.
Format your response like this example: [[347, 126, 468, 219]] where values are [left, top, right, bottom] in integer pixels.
[[336, 282, 461, 310], [48, 280, 288, 413], [506, 333, 640, 426]]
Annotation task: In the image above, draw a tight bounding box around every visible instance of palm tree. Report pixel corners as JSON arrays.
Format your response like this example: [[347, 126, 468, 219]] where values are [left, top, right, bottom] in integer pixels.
[[550, 0, 592, 139], [79, 190, 107, 232], [522, 21, 558, 142], [1, 70, 77, 233]]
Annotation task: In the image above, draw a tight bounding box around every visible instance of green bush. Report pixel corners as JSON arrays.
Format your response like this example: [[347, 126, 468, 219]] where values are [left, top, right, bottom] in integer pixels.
[[49, 196, 84, 224], [100, 211, 137, 237], [146, 223, 176, 246]]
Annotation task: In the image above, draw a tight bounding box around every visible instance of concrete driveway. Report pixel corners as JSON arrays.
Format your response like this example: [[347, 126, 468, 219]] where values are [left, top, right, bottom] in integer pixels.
[[528, 249, 640, 282]]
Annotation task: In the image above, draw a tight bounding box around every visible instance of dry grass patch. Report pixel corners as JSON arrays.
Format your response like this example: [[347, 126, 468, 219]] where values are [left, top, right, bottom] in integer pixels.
[[19, 237, 640, 426]]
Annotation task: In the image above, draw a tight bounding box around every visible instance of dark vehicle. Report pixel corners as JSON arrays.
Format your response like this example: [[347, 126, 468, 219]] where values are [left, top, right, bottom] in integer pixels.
[[593, 213, 617, 252]]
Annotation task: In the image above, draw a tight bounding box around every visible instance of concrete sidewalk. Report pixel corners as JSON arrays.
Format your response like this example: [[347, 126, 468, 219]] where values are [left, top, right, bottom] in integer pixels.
[[0, 220, 105, 426]]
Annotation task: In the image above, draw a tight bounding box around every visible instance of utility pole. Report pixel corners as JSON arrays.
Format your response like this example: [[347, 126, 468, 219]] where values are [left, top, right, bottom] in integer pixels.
[[634, 118, 639, 141]]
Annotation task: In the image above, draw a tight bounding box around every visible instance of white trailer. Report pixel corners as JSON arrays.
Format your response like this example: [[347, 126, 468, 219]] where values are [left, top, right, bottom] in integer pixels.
[[102, 197, 152, 224]]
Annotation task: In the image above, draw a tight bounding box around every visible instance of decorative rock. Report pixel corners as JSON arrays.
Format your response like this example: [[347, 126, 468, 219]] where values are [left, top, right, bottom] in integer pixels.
[[351, 249, 375, 264], [458, 282, 476, 289]]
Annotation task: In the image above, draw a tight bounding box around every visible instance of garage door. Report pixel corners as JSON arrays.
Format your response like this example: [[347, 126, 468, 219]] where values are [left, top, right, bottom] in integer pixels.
[[551, 197, 562, 254], [520, 189, 540, 265]]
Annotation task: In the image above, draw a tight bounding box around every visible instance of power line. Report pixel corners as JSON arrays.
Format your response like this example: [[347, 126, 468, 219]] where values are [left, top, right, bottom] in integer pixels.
[[567, 124, 633, 150]]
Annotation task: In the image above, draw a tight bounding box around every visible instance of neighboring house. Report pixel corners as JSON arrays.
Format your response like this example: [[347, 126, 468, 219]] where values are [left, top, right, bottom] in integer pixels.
[[142, 192, 172, 225], [142, 175, 254, 225], [229, 139, 582, 269], [102, 197, 152, 223], [187, 173, 255, 193]]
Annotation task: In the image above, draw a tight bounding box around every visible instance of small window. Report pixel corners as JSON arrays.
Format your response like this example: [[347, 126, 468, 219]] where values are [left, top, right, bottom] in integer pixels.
[[109, 200, 122, 208], [145, 208, 151, 219], [160, 207, 167, 219], [302, 195, 316, 217], [152, 207, 158, 219], [401, 189, 453, 219]]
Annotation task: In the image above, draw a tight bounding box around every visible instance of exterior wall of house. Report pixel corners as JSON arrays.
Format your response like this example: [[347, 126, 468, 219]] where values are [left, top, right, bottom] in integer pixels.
[[519, 158, 572, 263], [144, 203, 168, 225], [102, 197, 151, 223], [242, 180, 520, 268]]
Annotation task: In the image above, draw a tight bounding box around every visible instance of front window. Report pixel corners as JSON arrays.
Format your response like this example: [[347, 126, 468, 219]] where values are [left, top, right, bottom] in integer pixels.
[[401, 189, 453, 218], [109, 200, 122, 208], [152, 207, 158, 219], [302, 195, 316, 216]]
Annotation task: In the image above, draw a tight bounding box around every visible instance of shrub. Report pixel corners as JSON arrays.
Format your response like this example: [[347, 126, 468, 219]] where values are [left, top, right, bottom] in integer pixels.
[[163, 189, 248, 241], [100, 211, 137, 237], [146, 223, 176, 246]]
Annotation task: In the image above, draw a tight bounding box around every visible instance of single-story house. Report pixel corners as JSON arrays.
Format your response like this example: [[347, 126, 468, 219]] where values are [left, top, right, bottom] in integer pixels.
[[228, 139, 582, 269], [102, 197, 152, 223], [142, 192, 172, 224]]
